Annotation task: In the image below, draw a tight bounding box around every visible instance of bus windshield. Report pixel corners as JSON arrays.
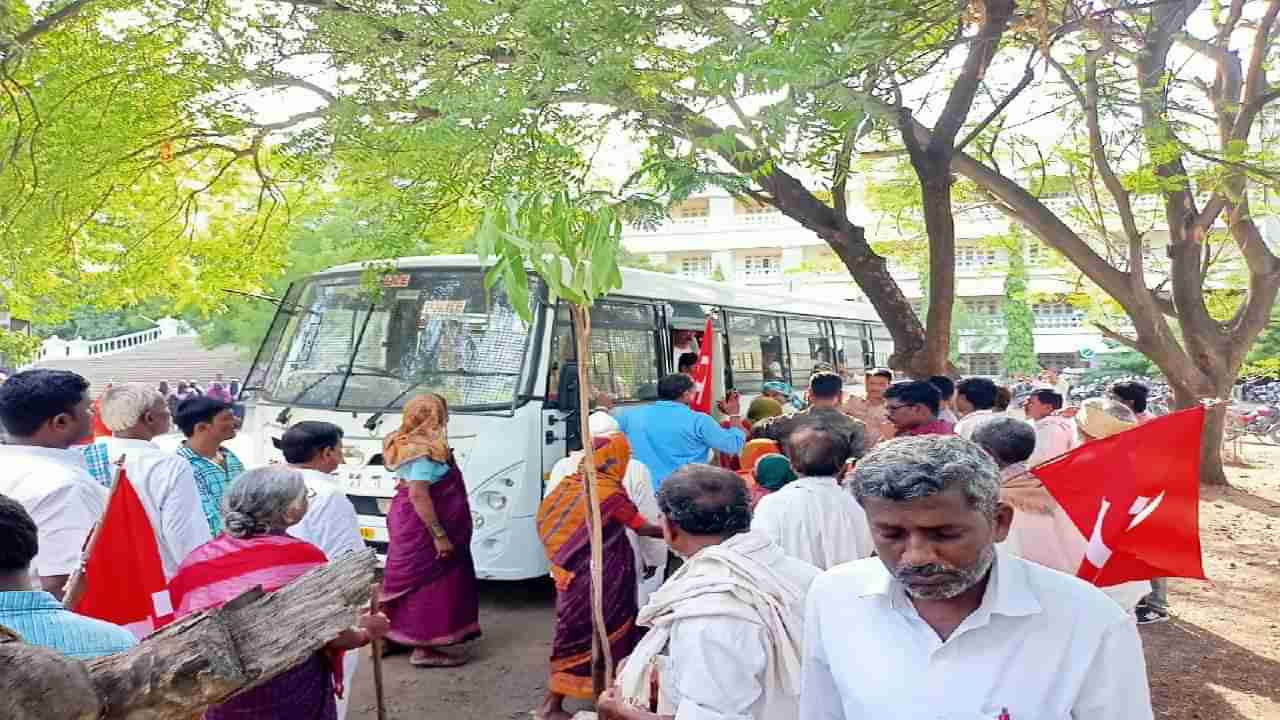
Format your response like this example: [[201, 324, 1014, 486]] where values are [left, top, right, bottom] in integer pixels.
[[260, 268, 538, 412]]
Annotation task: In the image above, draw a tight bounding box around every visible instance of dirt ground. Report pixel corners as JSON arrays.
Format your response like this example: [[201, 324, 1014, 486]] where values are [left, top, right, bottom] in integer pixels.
[[349, 444, 1280, 720]]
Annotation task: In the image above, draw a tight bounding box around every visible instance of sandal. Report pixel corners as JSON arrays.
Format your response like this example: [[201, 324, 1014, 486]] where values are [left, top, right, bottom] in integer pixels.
[[409, 648, 467, 668]]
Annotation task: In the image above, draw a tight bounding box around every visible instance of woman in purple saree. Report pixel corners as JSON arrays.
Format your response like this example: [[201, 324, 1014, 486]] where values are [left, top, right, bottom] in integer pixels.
[[381, 394, 481, 667]]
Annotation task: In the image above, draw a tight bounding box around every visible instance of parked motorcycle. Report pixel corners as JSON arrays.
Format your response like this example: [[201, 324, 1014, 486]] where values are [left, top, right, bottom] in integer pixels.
[[1224, 402, 1280, 444]]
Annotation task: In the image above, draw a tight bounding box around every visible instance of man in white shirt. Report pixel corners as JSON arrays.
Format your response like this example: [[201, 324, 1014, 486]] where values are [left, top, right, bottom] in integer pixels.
[[279, 421, 370, 561], [1024, 388, 1077, 467], [954, 376, 1001, 440], [548, 412, 667, 606], [272, 423, 364, 720], [596, 465, 819, 720], [96, 384, 212, 580], [752, 424, 874, 569], [0, 370, 107, 598], [802, 434, 1153, 719]]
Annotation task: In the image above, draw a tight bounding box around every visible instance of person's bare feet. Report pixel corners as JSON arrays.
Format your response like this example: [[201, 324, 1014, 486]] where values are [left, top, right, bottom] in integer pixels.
[[535, 692, 572, 720]]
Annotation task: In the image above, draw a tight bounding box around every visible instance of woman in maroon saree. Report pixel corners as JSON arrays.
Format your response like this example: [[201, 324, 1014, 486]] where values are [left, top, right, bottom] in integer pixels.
[[381, 394, 481, 668], [169, 467, 387, 720], [534, 433, 662, 720]]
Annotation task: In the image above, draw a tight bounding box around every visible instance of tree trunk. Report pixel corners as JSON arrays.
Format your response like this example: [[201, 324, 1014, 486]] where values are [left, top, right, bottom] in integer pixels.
[[571, 305, 612, 696], [1, 549, 376, 719], [907, 150, 957, 377]]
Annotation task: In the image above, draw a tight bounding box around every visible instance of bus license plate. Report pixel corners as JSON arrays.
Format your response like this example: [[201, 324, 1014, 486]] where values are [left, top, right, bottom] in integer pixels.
[[360, 527, 376, 540]]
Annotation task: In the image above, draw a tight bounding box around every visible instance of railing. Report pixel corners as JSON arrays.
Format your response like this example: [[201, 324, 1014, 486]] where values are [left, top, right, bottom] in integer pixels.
[[630, 211, 790, 233], [35, 318, 194, 363], [86, 327, 164, 356]]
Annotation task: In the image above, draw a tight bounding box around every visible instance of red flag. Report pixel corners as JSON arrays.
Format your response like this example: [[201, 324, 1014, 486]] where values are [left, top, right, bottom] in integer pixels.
[[691, 316, 721, 412], [73, 469, 174, 638], [1031, 405, 1207, 587]]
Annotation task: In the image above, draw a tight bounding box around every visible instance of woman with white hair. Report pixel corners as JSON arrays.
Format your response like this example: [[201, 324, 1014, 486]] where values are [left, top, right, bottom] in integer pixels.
[[168, 467, 388, 720], [546, 411, 667, 606]]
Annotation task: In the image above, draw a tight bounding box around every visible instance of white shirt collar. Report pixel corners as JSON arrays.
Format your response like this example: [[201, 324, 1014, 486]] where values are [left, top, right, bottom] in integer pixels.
[[858, 549, 1043, 624], [0, 444, 89, 468], [101, 437, 160, 450]]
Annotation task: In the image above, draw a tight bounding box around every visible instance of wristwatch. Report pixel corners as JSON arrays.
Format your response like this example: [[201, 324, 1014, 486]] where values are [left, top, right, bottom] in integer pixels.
[[429, 522, 447, 539]]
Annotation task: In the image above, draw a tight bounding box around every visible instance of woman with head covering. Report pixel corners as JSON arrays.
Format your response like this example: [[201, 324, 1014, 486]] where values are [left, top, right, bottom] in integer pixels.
[[750, 453, 798, 509], [535, 433, 662, 720], [168, 467, 388, 719], [718, 396, 785, 470], [380, 394, 481, 668]]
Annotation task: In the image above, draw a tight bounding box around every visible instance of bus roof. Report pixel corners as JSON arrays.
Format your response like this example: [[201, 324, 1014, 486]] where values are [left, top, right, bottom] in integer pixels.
[[316, 254, 881, 323]]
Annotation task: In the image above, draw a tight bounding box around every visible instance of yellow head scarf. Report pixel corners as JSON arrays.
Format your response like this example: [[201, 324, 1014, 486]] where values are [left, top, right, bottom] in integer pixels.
[[382, 394, 451, 471]]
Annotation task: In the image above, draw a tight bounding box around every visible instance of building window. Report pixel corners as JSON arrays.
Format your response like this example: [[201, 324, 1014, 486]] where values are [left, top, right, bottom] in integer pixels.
[[1027, 241, 1047, 265], [740, 255, 781, 278], [679, 256, 712, 279], [1032, 302, 1084, 329], [963, 298, 1004, 327], [965, 354, 1002, 376], [956, 245, 998, 270], [734, 198, 781, 224], [671, 198, 710, 222]]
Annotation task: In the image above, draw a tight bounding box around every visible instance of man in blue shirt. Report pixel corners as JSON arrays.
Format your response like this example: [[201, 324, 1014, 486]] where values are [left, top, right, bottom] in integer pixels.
[[0, 493, 136, 659], [616, 374, 746, 491]]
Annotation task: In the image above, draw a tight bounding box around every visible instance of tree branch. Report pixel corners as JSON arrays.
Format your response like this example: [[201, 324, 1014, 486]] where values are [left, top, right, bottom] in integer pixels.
[[930, 0, 1017, 148], [1094, 320, 1143, 351], [954, 56, 1035, 154], [11, 0, 99, 46]]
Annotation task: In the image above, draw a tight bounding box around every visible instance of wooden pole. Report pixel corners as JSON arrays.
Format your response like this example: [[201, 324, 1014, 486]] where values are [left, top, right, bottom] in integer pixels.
[[369, 584, 388, 720], [572, 305, 614, 697]]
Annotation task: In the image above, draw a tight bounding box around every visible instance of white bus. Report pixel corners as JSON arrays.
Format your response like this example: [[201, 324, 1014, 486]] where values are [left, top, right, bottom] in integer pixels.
[[239, 255, 889, 580]]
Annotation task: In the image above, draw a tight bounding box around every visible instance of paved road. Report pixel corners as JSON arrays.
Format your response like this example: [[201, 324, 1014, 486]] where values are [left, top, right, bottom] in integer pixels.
[[347, 578, 594, 720]]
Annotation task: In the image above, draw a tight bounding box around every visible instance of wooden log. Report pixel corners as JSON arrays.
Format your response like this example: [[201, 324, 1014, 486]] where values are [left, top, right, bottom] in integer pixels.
[[1, 548, 376, 720]]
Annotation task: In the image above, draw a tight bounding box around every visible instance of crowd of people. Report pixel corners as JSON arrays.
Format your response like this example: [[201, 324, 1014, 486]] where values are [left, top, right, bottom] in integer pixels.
[[0, 359, 1171, 719]]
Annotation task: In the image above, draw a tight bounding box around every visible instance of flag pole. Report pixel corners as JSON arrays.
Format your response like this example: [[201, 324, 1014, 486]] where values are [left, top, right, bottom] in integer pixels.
[[369, 583, 388, 720]]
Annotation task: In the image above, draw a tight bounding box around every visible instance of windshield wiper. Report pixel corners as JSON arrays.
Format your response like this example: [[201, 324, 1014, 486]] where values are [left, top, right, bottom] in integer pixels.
[[275, 369, 346, 424]]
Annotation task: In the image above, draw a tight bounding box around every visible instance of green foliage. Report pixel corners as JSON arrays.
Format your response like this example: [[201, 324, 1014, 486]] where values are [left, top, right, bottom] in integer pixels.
[[1246, 303, 1280, 365], [1240, 357, 1280, 379], [197, 203, 468, 352], [1001, 233, 1039, 377], [1082, 345, 1160, 381], [33, 305, 167, 341], [0, 329, 41, 366], [474, 190, 626, 323]]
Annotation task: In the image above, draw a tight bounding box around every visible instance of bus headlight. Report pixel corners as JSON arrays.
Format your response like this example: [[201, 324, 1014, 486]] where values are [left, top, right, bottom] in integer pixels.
[[480, 491, 508, 512], [376, 498, 394, 515]]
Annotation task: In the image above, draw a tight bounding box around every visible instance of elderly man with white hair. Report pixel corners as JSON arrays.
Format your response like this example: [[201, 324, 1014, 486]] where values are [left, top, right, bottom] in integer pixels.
[[547, 411, 667, 605], [95, 383, 211, 579], [801, 434, 1153, 719]]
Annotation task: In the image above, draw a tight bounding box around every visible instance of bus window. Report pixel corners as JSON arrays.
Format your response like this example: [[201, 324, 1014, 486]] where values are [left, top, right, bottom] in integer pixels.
[[834, 322, 869, 382], [786, 319, 832, 383], [870, 323, 895, 368], [726, 312, 785, 393], [587, 301, 661, 402]]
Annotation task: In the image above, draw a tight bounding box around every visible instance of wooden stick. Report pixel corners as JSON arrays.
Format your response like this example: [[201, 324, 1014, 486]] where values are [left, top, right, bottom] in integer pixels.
[[369, 583, 388, 720]]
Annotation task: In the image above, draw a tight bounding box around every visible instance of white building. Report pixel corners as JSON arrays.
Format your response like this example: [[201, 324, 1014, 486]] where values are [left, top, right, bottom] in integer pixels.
[[621, 187, 1115, 376]]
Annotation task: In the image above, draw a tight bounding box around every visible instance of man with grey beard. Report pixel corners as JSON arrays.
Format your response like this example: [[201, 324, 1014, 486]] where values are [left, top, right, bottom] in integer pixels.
[[799, 435, 1153, 719]]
